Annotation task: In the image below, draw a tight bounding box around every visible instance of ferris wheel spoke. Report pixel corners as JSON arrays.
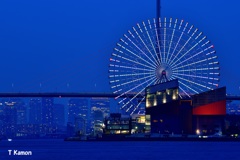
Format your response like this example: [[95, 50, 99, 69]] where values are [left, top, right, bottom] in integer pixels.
[[115, 42, 156, 68], [172, 55, 218, 70], [179, 86, 191, 98], [153, 18, 162, 63], [109, 72, 154, 79], [133, 26, 159, 65], [172, 75, 212, 90], [195, 32, 203, 40], [124, 33, 157, 66], [208, 77, 220, 81], [176, 79, 199, 94], [120, 78, 156, 110], [129, 78, 156, 115], [154, 78, 159, 85], [158, 17, 163, 55], [169, 77, 175, 81], [125, 104, 134, 112], [169, 26, 197, 66], [172, 56, 219, 71], [166, 18, 177, 64], [167, 20, 187, 64], [111, 74, 155, 89], [122, 88, 145, 110], [172, 67, 220, 73], [143, 21, 160, 66], [111, 53, 156, 70], [172, 50, 216, 69], [170, 35, 207, 66], [131, 97, 146, 115], [163, 17, 167, 63], [115, 76, 156, 99], [109, 64, 154, 72], [113, 89, 122, 94], [208, 82, 219, 87], [173, 73, 209, 80]]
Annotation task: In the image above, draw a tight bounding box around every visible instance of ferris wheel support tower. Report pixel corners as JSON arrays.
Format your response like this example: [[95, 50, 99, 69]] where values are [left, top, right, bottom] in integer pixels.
[[156, 0, 161, 41], [156, 0, 161, 20]]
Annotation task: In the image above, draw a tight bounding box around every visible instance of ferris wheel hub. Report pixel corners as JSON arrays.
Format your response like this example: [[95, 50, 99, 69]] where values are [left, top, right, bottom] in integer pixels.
[[156, 63, 172, 82]]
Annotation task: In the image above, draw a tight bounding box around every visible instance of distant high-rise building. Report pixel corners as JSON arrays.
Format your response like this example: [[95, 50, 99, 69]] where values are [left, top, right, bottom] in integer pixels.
[[75, 115, 86, 136], [68, 99, 88, 123], [0, 102, 4, 135], [2, 99, 26, 125], [3, 100, 17, 125], [16, 100, 27, 125], [42, 98, 54, 126], [227, 103, 240, 115], [53, 104, 65, 127], [91, 107, 104, 136], [90, 98, 110, 118], [90, 98, 110, 133], [68, 98, 89, 134], [0, 99, 27, 138], [29, 99, 42, 124]]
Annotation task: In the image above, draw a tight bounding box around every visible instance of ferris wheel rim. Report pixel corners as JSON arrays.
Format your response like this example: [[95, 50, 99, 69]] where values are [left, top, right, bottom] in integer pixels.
[[109, 17, 220, 115]]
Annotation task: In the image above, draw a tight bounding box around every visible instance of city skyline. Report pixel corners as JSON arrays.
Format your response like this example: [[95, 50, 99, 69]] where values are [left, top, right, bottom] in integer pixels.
[[0, 0, 240, 95], [0, 97, 112, 138]]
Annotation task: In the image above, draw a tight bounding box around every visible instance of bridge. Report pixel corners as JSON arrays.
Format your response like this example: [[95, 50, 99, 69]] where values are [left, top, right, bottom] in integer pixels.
[[0, 92, 140, 98], [0, 92, 239, 100]]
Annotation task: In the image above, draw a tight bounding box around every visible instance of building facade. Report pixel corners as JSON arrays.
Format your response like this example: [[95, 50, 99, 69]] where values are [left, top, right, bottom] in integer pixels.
[[145, 79, 226, 135], [103, 113, 132, 136], [192, 87, 226, 135], [29, 99, 42, 124]]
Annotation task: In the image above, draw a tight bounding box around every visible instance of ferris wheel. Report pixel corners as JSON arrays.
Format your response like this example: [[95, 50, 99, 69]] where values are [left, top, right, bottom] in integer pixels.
[[109, 17, 220, 115]]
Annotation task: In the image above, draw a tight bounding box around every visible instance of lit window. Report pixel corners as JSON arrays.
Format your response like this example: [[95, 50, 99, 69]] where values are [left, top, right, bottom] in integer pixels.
[[163, 99, 166, 104]]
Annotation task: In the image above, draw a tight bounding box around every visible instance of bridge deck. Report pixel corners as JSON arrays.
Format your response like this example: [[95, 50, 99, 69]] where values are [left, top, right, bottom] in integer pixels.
[[0, 93, 238, 100]]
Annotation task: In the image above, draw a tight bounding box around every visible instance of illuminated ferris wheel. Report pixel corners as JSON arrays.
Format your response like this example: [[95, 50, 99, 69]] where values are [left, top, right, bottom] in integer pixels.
[[109, 17, 220, 115]]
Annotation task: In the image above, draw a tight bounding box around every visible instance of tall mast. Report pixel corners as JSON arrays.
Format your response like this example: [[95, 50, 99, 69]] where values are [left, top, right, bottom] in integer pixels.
[[156, 0, 161, 62], [157, 0, 161, 20]]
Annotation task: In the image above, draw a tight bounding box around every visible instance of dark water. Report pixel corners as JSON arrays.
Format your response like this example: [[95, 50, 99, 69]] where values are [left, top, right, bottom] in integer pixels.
[[0, 139, 240, 160]]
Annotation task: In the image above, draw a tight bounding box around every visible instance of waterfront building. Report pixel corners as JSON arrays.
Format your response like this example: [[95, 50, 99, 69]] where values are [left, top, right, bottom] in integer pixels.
[[145, 80, 192, 134], [91, 107, 104, 136], [145, 79, 226, 135], [90, 98, 110, 118], [103, 113, 131, 136], [131, 114, 146, 134], [68, 99, 88, 123], [90, 98, 110, 133], [192, 87, 226, 135], [74, 115, 86, 136], [68, 98, 89, 134]]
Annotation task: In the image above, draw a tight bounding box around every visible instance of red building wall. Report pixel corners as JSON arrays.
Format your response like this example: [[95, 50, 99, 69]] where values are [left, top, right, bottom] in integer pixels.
[[192, 100, 226, 116]]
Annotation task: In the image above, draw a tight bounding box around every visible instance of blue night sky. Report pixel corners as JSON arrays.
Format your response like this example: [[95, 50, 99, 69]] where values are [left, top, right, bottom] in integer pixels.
[[0, 0, 240, 94]]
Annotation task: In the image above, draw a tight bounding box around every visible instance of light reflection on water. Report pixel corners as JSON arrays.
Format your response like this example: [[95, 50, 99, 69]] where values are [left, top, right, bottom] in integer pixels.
[[0, 139, 240, 160]]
